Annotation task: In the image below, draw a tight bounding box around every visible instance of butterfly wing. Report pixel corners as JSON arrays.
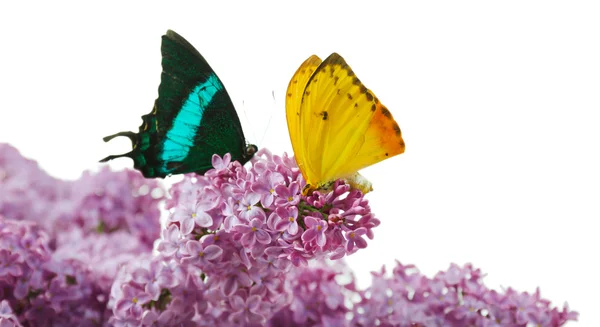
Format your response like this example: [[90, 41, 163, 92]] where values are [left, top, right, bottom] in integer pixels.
[[101, 30, 255, 178], [285, 55, 322, 182], [154, 30, 250, 175], [294, 53, 405, 192]]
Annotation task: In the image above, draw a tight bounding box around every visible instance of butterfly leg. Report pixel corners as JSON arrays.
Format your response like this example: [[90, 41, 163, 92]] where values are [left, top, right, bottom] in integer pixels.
[[99, 151, 135, 163], [102, 131, 137, 145]]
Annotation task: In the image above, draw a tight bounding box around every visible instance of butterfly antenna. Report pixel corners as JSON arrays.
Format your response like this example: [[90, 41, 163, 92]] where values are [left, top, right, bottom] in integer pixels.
[[258, 90, 276, 146], [241, 99, 258, 145]]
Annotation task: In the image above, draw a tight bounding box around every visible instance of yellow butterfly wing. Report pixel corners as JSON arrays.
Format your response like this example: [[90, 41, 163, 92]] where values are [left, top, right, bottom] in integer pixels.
[[287, 53, 405, 194], [285, 55, 322, 182]]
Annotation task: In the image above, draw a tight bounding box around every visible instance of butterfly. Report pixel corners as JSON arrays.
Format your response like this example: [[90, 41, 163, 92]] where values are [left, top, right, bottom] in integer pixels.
[[286, 53, 405, 195], [100, 30, 257, 178]]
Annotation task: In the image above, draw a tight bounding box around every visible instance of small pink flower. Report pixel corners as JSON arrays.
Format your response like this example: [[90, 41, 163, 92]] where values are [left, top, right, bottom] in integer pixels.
[[274, 206, 299, 235], [182, 240, 223, 267], [302, 216, 328, 247], [345, 227, 368, 252]]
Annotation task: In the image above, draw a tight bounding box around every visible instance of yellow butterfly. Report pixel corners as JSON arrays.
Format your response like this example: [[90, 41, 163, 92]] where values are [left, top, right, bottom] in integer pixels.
[[286, 53, 405, 195]]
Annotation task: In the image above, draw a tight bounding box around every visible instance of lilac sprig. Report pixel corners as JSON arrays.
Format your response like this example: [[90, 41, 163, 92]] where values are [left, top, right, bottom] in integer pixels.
[[61, 167, 165, 248], [165, 149, 378, 264], [110, 149, 378, 324], [0, 143, 70, 232], [0, 217, 107, 326], [351, 261, 579, 327], [0, 143, 164, 249], [267, 259, 356, 327]]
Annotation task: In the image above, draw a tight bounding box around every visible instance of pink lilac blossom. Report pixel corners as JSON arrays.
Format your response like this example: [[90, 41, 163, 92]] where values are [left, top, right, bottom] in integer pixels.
[[0, 217, 107, 326], [109, 149, 375, 325], [267, 259, 355, 327], [59, 167, 164, 248], [0, 144, 71, 232], [0, 300, 22, 327], [0, 144, 164, 248], [351, 261, 578, 327], [0, 143, 578, 326]]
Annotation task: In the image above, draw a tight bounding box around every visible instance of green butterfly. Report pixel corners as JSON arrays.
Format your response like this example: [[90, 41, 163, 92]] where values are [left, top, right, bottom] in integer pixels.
[[101, 30, 257, 177]]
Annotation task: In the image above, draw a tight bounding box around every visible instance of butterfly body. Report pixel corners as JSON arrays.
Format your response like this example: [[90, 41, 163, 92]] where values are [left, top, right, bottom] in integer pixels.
[[101, 30, 256, 177], [286, 53, 405, 195]]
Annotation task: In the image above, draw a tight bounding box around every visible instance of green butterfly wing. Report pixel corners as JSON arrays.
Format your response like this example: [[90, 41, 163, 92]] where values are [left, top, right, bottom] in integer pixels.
[[100, 30, 257, 178]]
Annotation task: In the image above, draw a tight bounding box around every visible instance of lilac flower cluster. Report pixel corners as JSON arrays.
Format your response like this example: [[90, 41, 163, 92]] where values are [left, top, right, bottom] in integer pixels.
[[0, 217, 106, 326], [351, 261, 578, 327], [0, 143, 164, 326], [267, 259, 356, 326], [0, 143, 69, 228], [61, 167, 164, 248], [1, 142, 578, 326], [109, 149, 377, 325], [0, 144, 164, 248]]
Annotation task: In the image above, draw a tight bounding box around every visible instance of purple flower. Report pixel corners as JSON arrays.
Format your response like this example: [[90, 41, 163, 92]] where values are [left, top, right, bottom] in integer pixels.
[[0, 144, 580, 327], [182, 240, 223, 267], [222, 198, 241, 232], [234, 218, 272, 248], [302, 216, 328, 247], [229, 294, 266, 325], [507, 288, 541, 325], [0, 250, 22, 278], [157, 224, 184, 257], [274, 182, 300, 207], [274, 206, 299, 235], [0, 300, 21, 327], [345, 227, 368, 252], [141, 309, 175, 326], [132, 260, 176, 301], [172, 187, 219, 234], [114, 284, 152, 320], [237, 192, 265, 221], [252, 170, 285, 207], [211, 153, 231, 171]]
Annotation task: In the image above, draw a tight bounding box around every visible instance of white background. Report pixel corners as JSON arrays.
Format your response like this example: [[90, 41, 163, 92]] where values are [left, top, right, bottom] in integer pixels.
[[1, 1, 598, 325]]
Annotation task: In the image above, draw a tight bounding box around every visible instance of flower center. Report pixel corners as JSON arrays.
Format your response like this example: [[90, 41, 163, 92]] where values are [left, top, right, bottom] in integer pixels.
[[199, 251, 205, 257], [288, 216, 295, 222]]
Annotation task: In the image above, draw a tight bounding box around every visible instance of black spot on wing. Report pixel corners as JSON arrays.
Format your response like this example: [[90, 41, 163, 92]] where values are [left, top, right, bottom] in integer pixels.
[[381, 106, 391, 118], [393, 122, 401, 135]]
